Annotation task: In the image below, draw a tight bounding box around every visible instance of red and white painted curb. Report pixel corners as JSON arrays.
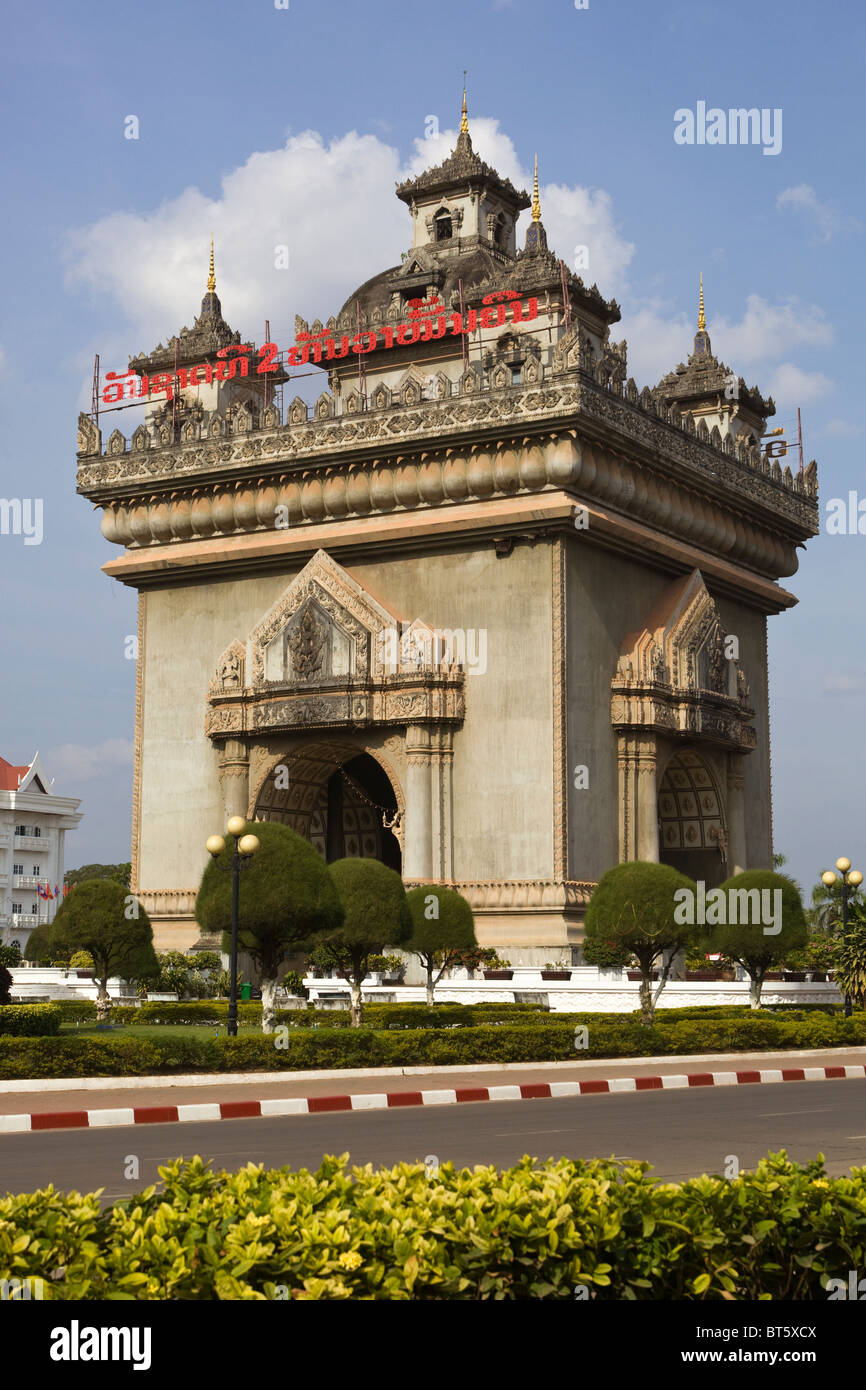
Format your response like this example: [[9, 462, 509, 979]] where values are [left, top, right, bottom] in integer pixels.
[[1, 1063, 864, 1134]]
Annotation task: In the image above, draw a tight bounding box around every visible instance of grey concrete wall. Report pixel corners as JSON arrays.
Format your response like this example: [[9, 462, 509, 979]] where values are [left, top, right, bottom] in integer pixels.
[[343, 543, 554, 881], [137, 540, 556, 897]]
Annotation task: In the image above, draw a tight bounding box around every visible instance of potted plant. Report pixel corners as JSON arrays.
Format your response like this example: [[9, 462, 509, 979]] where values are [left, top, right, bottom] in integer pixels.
[[683, 948, 724, 981], [541, 959, 572, 981], [482, 951, 513, 980], [368, 953, 406, 985]]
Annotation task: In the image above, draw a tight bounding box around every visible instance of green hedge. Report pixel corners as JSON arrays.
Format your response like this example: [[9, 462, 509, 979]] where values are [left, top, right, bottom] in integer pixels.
[[51, 1000, 97, 1023], [0, 1004, 61, 1037], [2, 1012, 865, 1077], [0, 1151, 863, 1299]]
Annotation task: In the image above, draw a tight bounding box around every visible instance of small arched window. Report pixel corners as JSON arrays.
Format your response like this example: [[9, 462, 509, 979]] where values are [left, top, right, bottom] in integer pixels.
[[493, 213, 507, 249], [435, 209, 452, 242]]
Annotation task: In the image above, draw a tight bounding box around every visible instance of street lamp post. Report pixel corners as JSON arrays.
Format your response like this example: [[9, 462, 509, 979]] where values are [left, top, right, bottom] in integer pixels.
[[821, 856, 863, 1020], [206, 817, 260, 1037]]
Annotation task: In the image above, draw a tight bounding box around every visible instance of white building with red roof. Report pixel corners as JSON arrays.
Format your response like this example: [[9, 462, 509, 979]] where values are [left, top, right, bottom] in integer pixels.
[[0, 754, 83, 952]]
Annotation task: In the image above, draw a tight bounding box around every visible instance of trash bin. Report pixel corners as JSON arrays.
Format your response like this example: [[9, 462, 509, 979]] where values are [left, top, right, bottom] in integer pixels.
[[240, 982, 252, 1001]]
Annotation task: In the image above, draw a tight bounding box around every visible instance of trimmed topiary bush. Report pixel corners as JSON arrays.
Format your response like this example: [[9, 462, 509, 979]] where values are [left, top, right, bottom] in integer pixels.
[[27, 881, 156, 1023], [405, 884, 477, 1006], [698, 871, 808, 1009], [584, 861, 698, 1024], [196, 821, 343, 1032], [326, 859, 412, 1026]]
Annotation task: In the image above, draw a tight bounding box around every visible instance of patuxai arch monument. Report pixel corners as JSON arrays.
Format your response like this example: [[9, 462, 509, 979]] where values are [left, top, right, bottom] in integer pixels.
[[76, 96, 819, 953]]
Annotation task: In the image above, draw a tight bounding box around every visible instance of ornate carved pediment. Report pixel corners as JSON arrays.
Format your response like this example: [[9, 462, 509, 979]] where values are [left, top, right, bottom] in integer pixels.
[[209, 638, 246, 695], [206, 549, 465, 739], [247, 550, 398, 687], [77, 412, 102, 458], [612, 569, 755, 750]]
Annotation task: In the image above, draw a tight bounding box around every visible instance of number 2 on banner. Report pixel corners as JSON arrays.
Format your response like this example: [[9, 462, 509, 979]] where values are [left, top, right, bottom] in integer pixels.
[[257, 342, 279, 374]]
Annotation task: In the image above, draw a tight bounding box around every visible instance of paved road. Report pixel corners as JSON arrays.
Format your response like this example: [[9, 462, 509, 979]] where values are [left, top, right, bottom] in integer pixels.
[[1, 1079, 864, 1201]]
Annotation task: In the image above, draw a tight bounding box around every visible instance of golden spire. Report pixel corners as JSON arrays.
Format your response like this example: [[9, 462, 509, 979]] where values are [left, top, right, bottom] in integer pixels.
[[207, 235, 216, 293], [531, 154, 541, 222], [460, 75, 469, 135], [698, 272, 706, 331]]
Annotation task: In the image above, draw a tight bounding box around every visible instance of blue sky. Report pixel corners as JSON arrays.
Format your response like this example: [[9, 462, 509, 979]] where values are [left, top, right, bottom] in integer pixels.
[[0, 0, 863, 896]]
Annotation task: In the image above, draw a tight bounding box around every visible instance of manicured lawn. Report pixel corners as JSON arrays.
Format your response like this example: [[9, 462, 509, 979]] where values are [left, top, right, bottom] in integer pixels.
[[59, 1023, 262, 1039]]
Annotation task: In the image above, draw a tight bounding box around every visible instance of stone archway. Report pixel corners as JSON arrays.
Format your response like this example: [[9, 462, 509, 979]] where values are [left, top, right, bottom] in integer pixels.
[[251, 739, 403, 871], [658, 748, 727, 887]]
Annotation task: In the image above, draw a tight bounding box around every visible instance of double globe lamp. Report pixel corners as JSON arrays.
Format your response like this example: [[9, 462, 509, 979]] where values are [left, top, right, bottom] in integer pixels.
[[206, 816, 260, 1036], [821, 857, 863, 1019]]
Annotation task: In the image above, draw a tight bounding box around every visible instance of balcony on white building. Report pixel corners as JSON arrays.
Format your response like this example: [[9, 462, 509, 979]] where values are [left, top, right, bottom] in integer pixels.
[[13, 874, 49, 889], [1, 913, 47, 928], [14, 834, 47, 851]]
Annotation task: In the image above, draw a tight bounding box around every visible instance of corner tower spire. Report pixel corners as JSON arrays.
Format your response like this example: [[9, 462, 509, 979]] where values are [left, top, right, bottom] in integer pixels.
[[524, 153, 548, 255], [693, 272, 710, 356], [460, 75, 469, 135], [531, 154, 541, 222], [201, 234, 221, 319]]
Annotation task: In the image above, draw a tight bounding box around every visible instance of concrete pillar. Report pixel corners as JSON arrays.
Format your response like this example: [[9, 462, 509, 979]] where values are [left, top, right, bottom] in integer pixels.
[[430, 726, 454, 880], [217, 739, 250, 825], [617, 733, 659, 863], [404, 726, 433, 880], [726, 755, 747, 875]]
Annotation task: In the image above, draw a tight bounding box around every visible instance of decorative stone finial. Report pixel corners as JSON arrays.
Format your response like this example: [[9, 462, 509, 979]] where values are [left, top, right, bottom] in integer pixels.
[[698, 272, 706, 331], [460, 76, 469, 135], [207, 235, 216, 293], [531, 155, 541, 222]]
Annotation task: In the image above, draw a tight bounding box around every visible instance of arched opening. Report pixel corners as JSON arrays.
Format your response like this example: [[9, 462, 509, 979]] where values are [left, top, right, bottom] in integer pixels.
[[493, 212, 507, 249], [253, 741, 402, 872], [657, 748, 726, 887], [434, 209, 453, 242]]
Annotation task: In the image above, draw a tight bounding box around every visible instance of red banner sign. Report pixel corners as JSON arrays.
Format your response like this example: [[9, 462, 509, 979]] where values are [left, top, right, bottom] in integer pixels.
[[101, 290, 539, 404]]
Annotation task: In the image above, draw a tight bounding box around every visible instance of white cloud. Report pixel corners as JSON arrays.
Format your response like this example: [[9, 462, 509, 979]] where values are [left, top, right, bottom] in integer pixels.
[[765, 362, 833, 406], [64, 130, 409, 350], [823, 672, 866, 696], [616, 291, 834, 390], [394, 118, 634, 295], [65, 119, 635, 359], [615, 300, 693, 386], [711, 294, 833, 365], [45, 739, 134, 784], [824, 418, 863, 438], [62, 121, 827, 408], [776, 184, 861, 242]]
